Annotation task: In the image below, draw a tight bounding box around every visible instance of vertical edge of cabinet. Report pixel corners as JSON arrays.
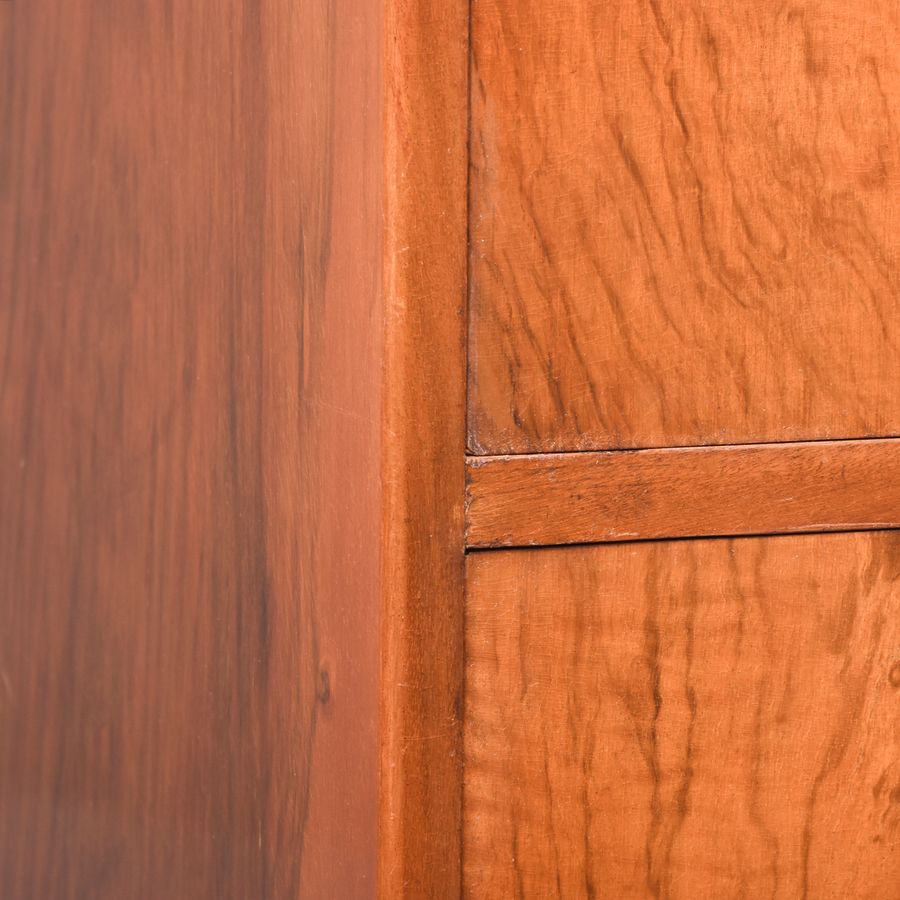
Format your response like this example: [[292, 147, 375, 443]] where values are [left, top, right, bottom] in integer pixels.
[[380, 1, 469, 897]]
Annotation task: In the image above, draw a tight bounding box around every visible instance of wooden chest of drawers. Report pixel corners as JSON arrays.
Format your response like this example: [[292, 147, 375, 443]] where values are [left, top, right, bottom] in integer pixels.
[[2, 0, 899, 897]]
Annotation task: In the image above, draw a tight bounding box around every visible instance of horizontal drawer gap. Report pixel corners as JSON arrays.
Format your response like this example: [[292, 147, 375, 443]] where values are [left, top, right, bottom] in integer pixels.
[[465, 432, 900, 457], [465, 438, 900, 548]]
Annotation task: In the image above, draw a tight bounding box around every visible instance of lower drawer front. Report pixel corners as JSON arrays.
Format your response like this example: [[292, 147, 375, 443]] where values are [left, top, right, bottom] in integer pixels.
[[465, 532, 900, 899]]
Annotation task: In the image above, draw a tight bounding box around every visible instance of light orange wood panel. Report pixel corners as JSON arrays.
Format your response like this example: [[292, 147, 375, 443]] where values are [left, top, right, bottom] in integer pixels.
[[466, 438, 900, 547], [469, 0, 900, 453], [465, 533, 900, 899]]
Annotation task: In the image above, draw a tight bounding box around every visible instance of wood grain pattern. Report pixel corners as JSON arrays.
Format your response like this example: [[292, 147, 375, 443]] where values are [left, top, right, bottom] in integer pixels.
[[469, 0, 900, 453], [0, 1, 383, 896], [465, 533, 900, 898], [466, 438, 900, 548], [380, 0, 469, 895]]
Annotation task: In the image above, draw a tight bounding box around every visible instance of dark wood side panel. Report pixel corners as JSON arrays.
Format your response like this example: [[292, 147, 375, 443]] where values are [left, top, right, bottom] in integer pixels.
[[466, 439, 900, 548], [380, 0, 469, 895], [0, 1, 382, 897], [468, 0, 900, 453], [465, 534, 900, 899]]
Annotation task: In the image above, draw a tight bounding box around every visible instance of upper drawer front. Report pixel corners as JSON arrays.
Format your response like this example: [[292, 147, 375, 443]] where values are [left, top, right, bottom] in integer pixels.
[[468, 0, 900, 453]]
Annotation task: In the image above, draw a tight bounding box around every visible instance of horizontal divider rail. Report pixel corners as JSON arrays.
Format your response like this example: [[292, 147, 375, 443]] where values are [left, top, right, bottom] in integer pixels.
[[466, 438, 900, 549]]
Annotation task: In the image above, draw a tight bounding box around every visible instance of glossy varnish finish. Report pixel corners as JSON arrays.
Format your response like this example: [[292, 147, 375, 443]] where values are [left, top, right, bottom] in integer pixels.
[[466, 438, 900, 548], [469, 0, 900, 453], [465, 533, 900, 898], [1, 1, 382, 896]]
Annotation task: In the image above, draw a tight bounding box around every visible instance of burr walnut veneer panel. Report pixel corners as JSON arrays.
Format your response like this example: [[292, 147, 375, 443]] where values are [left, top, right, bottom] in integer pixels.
[[465, 533, 900, 898], [469, 0, 900, 453]]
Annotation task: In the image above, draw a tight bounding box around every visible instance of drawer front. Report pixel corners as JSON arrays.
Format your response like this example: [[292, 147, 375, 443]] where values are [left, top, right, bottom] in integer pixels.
[[465, 532, 900, 898], [468, 0, 900, 453]]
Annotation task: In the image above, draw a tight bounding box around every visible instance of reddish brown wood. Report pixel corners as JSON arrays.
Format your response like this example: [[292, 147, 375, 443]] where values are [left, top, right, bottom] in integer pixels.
[[465, 533, 900, 898], [468, 0, 900, 453], [0, 1, 383, 896], [466, 438, 900, 548], [10, 1, 897, 897], [380, 0, 469, 896]]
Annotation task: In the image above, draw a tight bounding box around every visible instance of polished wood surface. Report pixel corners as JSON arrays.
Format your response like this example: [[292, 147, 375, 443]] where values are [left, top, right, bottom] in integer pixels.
[[465, 533, 900, 898], [468, 0, 900, 453], [4, 1, 896, 896], [1, 1, 383, 896], [466, 438, 900, 548], [380, 0, 469, 895]]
